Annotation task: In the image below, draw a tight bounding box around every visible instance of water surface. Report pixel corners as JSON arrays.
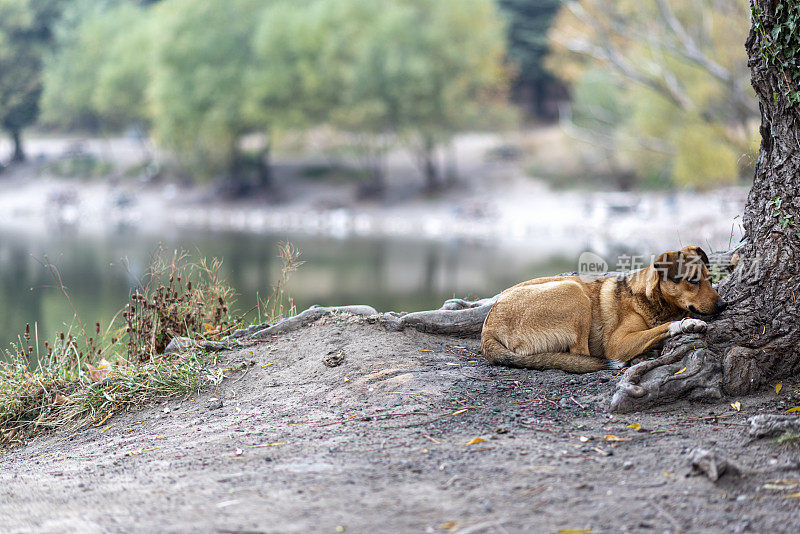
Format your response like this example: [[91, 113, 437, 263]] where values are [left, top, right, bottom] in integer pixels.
[[0, 229, 578, 352]]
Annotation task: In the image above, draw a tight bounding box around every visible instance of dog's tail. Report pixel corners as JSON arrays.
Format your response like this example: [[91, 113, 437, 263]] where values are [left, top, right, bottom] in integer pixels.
[[480, 335, 606, 374]]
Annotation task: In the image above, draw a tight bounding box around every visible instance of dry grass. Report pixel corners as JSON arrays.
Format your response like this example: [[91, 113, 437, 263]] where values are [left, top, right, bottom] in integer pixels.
[[257, 241, 304, 324], [0, 245, 305, 448]]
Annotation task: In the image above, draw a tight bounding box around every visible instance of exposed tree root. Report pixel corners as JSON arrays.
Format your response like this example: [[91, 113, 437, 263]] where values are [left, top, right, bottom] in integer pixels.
[[381, 296, 497, 337], [748, 415, 800, 439], [610, 335, 723, 413]]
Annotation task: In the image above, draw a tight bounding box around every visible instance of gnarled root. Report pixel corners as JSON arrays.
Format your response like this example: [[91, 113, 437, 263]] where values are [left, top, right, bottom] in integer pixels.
[[748, 414, 800, 439], [381, 296, 497, 337], [609, 335, 723, 413]]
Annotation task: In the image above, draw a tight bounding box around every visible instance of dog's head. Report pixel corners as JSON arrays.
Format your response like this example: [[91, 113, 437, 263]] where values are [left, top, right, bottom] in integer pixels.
[[645, 246, 727, 316]]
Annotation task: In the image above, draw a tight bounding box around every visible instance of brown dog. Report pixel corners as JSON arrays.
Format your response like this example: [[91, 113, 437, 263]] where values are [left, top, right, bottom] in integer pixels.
[[481, 246, 726, 373]]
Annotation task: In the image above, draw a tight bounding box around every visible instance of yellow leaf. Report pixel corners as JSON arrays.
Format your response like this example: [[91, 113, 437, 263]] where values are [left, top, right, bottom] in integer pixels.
[[787, 407, 800, 413], [788, 493, 800, 498], [558, 529, 592, 534], [663, 471, 676, 478], [626, 423, 642, 431], [603, 434, 632, 442], [451, 409, 468, 416], [775, 382, 783, 394], [731, 401, 741, 411], [204, 323, 214, 331], [673, 367, 687, 375], [438, 521, 459, 532], [465, 437, 486, 445]]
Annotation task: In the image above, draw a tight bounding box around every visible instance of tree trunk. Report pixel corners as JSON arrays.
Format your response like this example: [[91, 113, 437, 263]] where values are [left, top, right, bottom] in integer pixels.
[[10, 129, 25, 163], [610, 0, 800, 412], [257, 142, 272, 190], [422, 135, 440, 193]]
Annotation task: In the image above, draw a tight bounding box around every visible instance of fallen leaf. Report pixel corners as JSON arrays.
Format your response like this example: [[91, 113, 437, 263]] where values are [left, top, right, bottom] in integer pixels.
[[465, 437, 486, 445], [673, 367, 687, 375], [788, 492, 800, 498], [247, 442, 284, 448], [731, 401, 741, 412], [54, 393, 68, 406], [786, 407, 800, 413], [775, 382, 783, 394], [451, 409, 468, 416], [438, 521, 459, 532], [86, 358, 113, 382], [662, 471, 676, 478], [626, 423, 642, 431], [604, 434, 632, 442], [558, 529, 592, 534], [261, 362, 275, 368]]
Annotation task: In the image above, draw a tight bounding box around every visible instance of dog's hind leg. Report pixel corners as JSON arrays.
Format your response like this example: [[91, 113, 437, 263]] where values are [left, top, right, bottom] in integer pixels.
[[481, 335, 605, 373]]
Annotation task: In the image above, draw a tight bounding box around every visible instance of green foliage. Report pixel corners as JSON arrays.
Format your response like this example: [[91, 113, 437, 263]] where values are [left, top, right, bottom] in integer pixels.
[[752, 1, 800, 107], [0, 0, 61, 157], [42, 1, 150, 130], [37, 0, 511, 183], [548, 0, 758, 189], [148, 0, 266, 174], [767, 196, 800, 238]]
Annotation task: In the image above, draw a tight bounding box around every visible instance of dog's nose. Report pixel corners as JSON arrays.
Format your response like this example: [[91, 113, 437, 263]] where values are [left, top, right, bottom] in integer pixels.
[[715, 300, 728, 312]]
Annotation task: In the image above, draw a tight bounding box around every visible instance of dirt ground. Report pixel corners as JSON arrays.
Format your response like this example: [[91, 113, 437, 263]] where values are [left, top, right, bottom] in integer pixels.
[[1, 314, 799, 534]]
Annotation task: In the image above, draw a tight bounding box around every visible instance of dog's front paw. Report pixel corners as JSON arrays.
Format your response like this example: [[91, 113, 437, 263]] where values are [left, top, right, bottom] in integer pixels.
[[669, 318, 708, 336], [681, 318, 708, 334]]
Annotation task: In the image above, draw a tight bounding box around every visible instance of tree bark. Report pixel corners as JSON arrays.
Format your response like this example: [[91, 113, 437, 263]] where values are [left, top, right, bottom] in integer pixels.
[[610, 0, 800, 412], [10, 129, 25, 163]]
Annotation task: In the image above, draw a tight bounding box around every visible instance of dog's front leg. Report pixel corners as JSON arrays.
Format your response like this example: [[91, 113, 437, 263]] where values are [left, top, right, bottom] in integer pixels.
[[606, 318, 708, 362]]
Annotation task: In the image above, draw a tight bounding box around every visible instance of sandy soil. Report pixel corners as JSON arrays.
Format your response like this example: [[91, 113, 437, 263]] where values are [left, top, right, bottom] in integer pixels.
[[1, 314, 799, 533]]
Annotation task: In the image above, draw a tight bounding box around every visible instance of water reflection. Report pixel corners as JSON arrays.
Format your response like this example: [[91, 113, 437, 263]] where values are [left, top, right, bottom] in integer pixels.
[[0, 229, 575, 351]]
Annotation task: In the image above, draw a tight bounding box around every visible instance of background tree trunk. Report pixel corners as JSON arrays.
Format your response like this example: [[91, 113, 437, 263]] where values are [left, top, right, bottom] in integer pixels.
[[10, 129, 25, 163], [610, 0, 800, 412]]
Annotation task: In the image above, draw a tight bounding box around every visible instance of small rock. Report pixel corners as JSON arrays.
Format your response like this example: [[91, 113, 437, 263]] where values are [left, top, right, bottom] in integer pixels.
[[164, 337, 195, 354], [689, 448, 742, 481], [207, 398, 224, 410], [324, 351, 346, 367], [622, 461, 634, 470]]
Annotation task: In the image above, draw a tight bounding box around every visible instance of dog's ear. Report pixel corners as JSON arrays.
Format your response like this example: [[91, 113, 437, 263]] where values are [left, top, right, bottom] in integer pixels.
[[681, 246, 710, 267], [647, 251, 683, 297]]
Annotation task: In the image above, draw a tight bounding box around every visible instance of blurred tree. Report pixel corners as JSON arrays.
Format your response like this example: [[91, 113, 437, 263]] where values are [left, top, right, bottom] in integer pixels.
[[0, 0, 61, 163], [547, 0, 758, 189], [42, 1, 150, 131], [148, 0, 267, 189], [497, 0, 565, 120], [325, 0, 512, 193]]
